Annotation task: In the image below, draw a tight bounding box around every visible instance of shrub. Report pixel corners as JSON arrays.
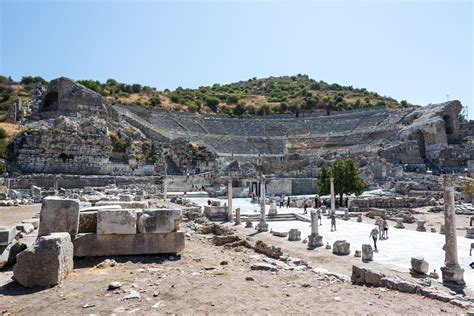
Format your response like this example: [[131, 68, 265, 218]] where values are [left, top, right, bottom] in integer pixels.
[[206, 96, 220, 112], [0, 128, 7, 140], [400, 100, 408, 107], [0, 164, 5, 175], [77, 80, 101, 92], [149, 97, 161, 107], [20, 76, 47, 85]]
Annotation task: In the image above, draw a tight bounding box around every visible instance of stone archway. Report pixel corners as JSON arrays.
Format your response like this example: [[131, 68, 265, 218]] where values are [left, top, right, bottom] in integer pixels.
[[413, 130, 426, 160], [43, 91, 58, 111], [443, 115, 454, 135]]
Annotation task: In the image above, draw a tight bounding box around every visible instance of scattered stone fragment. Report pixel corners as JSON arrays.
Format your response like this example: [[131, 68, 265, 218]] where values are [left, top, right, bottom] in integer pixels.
[[108, 281, 122, 290], [122, 290, 141, 300]]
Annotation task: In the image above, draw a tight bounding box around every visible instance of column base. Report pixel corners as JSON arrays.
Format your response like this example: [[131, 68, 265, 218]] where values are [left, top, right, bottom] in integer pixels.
[[441, 265, 465, 285], [257, 221, 268, 232], [307, 234, 323, 249]]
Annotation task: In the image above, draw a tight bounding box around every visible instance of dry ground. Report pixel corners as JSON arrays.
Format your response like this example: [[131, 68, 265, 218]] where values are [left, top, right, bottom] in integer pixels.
[[0, 205, 469, 315]]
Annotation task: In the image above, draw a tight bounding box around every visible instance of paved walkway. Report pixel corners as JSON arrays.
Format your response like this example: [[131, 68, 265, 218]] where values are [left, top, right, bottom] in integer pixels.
[[191, 197, 474, 290]]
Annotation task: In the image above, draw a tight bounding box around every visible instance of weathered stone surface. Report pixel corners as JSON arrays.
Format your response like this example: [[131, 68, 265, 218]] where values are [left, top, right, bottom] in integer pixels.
[[138, 209, 181, 233], [38, 197, 80, 237], [118, 194, 134, 202], [272, 230, 288, 237], [251, 263, 277, 271], [73, 232, 185, 256], [351, 265, 385, 287], [288, 229, 301, 241], [410, 257, 429, 274], [0, 226, 17, 246], [79, 211, 98, 233], [332, 240, 350, 255], [361, 244, 373, 262], [211, 235, 240, 246], [13, 233, 73, 287], [397, 280, 419, 293], [254, 240, 282, 259], [21, 218, 39, 229], [97, 209, 137, 235], [95, 200, 149, 209], [15, 223, 34, 235]]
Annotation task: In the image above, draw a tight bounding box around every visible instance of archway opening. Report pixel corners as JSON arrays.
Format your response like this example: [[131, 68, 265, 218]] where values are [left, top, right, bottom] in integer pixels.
[[413, 131, 426, 159], [443, 115, 454, 135]]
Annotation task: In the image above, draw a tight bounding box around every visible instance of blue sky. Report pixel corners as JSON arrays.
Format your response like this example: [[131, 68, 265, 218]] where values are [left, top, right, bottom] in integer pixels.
[[1, 0, 472, 118]]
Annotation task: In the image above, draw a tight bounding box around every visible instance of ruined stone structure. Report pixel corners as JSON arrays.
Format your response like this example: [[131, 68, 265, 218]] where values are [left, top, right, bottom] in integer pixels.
[[114, 99, 473, 194], [11, 78, 164, 191], [5, 78, 473, 198]]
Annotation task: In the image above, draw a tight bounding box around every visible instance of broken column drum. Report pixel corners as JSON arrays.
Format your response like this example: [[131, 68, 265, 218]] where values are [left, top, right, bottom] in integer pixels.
[[441, 175, 465, 285]]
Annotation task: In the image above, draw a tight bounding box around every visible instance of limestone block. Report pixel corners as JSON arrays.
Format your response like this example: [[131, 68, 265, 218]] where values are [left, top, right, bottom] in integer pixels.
[[361, 244, 373, 262], [410, 257, 429, 274], [272, 230, 288, 237], [0, 226, 17, 246], [21, 218, 39, 229], [79, 211, 97, 233], [73, 232, 185, 256], [38, 197, 80, 238], [465, 227, 474, 239], [138, 209, 181, 234], [97, 209, 137, 235], [332, 240, 350, 255], [13, 233, 73, 287], [288, 229, 301, 241], [118, 194, 134, 202], [15, 223, 34, 235], [95, 201, 149, 209], [0, 240, 27, 269]]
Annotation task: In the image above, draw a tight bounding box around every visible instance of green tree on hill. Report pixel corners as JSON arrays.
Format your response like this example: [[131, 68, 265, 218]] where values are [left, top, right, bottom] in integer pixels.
[[317, 159, 367, 205]]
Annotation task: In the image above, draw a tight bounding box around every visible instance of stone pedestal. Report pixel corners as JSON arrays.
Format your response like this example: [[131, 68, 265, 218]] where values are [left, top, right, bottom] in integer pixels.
[[465, 227, 474, 239], [394, 218, 405, 229], [308, 209, 323, 248], [416, 220, 426, 232], [245, 221, 253, 228], [332, 240, 350, 255], [288, 229, 301, 241], [342, 208, 349, 221], [439, 224, 445, 235], [361, 244, 373, 262], [357, 214, 362, 222], [257, 220, 268, 232], [441, 175, 465, 285], [268, 201, 278, 216]]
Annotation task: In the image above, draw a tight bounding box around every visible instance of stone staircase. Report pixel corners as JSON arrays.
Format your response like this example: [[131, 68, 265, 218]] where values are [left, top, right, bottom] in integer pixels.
[[167, 175, 212, 193], [239, 212, 307, 222]]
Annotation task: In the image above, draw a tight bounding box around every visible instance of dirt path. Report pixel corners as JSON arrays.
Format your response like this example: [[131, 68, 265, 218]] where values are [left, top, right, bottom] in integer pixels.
[[0, 204, 40, 226], [0, 222, 466, 314]]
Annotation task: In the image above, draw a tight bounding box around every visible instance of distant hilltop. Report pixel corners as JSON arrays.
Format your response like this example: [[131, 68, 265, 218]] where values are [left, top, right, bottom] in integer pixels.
[[0, 74, 414, 119]]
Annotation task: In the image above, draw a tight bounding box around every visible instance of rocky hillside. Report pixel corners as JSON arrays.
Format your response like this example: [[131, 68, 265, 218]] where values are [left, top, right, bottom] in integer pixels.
[[0, 74, 414, 118]]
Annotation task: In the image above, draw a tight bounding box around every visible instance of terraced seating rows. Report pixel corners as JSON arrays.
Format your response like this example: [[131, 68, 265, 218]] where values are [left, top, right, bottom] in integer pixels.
[[114, 105, 410, 155]]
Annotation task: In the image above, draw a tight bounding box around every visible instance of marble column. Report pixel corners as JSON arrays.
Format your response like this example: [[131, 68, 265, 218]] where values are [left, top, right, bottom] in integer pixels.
[[235, 208, 241, 225], [330, 177, 335, 214], [163, 176, 168, 200], [227, 180, 233, 222], [308, 209, 323, 249], [257, 175, 268, 232], [441, 175, 465, 285]]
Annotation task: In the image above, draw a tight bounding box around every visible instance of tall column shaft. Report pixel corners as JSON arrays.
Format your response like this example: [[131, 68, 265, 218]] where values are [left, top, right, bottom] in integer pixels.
[[444, 176, 458, 266], [441, 175, 465, 285], [330, 177, 335, 212], [227, 180, 233, 222], [311, 210, 318, 235], [260, 176, 266, 218]]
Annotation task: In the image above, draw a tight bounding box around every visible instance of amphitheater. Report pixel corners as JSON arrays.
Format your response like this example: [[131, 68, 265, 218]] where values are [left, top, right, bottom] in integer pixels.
[[7, 78, 472, 195]]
